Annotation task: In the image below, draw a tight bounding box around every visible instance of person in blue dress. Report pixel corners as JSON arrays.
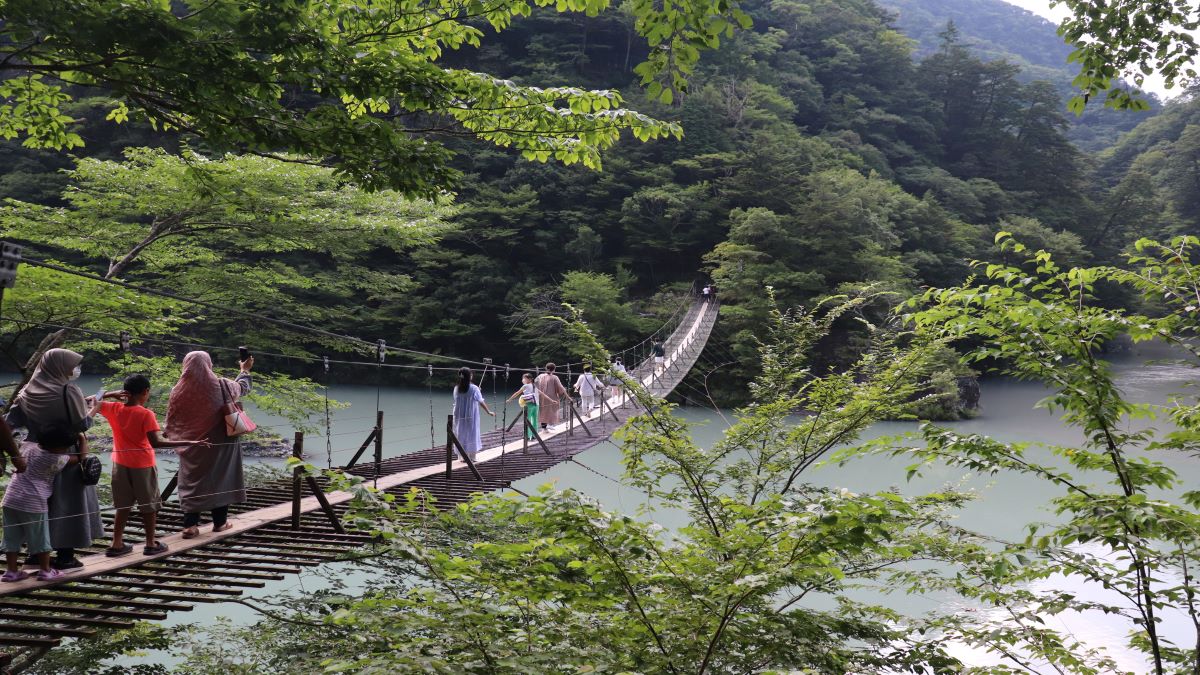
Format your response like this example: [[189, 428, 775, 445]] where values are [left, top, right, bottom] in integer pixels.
[[452, 367, 495, 460]]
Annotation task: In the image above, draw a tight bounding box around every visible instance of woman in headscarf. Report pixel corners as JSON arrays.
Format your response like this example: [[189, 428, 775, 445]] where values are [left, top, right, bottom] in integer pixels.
[[5, 348, 102, 570], [166, 351, 252, 539], [533, 363, 567, 430]]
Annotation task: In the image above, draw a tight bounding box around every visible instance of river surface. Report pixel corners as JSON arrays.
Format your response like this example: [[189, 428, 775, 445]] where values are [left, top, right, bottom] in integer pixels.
[[74, 342, 1200, 671]]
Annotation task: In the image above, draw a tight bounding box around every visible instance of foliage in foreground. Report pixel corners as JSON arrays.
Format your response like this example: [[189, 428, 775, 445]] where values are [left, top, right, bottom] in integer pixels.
[[866, 234, 1200, 674], [165, 296, 986, 674], [41, 237, 1200, 674]]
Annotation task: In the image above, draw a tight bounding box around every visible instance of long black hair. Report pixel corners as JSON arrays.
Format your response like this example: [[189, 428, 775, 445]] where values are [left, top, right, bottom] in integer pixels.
[[456, 367, 473, 394]]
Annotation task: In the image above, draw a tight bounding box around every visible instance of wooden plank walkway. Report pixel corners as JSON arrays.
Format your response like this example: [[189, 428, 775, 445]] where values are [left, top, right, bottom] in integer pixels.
[[0, 300, 718, 673]]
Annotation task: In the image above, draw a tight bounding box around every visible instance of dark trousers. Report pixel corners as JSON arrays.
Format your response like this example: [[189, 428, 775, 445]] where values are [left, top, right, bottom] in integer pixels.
[[27, 547, 74, 566], [183, 505, 229, 528]]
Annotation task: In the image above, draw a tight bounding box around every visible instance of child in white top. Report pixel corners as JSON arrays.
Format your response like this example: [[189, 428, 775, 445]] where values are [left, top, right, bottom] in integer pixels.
[[507, 373, 540, 440]]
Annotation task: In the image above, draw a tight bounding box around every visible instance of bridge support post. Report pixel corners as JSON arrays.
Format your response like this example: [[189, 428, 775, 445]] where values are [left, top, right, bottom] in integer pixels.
[[344, 415, 381, 470], [506, 409, 523, 433], [445, 414, 483, 481], [523, 417, 553, 455], [601, 396, 620, 422], [373, 410, 384, 483], [305, 474, 345, 534], [568, 400, 592, 437], [159, 472, 178, 503], [291, 432, 303, 530]]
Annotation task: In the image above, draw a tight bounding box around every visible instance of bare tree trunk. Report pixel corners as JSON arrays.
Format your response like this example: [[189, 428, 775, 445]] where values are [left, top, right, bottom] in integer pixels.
[[5, 224, 164, 406]]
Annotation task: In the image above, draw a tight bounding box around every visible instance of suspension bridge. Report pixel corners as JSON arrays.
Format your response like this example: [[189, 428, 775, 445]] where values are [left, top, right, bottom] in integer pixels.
[[0, 297, 720, 673]]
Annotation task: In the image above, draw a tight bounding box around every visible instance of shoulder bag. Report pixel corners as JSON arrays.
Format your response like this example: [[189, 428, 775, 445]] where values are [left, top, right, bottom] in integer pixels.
[[63, 385, 102, 486], [221, 378, 257, 437]]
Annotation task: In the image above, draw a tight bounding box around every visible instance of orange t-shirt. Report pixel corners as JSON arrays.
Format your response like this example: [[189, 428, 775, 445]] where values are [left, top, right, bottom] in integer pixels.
[[100, 401, 159, 469]]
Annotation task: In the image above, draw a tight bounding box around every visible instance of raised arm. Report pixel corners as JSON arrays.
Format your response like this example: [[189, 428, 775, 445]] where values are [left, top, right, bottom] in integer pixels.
[[148, 430, 209, 450], [233, 356, 254, 398]]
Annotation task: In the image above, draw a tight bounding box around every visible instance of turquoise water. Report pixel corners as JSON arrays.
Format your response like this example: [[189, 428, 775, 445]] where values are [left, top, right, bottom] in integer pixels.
[[60, 342, 1200, 670]]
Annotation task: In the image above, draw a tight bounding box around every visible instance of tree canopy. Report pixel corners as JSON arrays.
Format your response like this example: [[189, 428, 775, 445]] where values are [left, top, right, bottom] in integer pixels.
[[0, 0, 750, 195], [1055, 0, 1196, 112]]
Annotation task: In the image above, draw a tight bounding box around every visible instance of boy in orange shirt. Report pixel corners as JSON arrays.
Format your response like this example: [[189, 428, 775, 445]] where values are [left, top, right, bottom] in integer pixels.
[[94, 374, 207, 557]]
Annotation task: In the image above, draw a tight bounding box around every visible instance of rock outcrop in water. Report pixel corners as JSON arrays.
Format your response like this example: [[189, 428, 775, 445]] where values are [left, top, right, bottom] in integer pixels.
[[907, 370, 981, 421]]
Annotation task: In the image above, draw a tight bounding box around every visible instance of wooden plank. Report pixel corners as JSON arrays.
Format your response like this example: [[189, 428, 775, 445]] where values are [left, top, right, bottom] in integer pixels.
[[0, 624, 94, 638], [205, 543, 340, 560], [179, 551, 319, 567], [26, 591, 193, 612], [0, 636, 60, 648], [234, 533, 357, 549], [0, 612, 133, 629], [138, 563, 288, 580], [252, 527, 370, 541], [105, 572, 266, 589], [168, 557, 303, 573], [50, 583, 225, 604], [85, 577, 245, 595], [0, 600, 167, 621]]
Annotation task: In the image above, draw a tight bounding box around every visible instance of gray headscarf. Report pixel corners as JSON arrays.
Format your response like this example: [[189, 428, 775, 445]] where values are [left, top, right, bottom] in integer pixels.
[[14, 348, 88, 434]]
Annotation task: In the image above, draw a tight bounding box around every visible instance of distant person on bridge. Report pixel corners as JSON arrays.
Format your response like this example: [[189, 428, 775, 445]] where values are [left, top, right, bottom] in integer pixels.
[[609, 357, 627, 400], [6, 348, 103, 571], [534, 364, 568, 430], [452, 367, 494, 460], [167, 351, 253, 539], [652, 340, 666, 374], [573, 365, 603, 411], [507, 373, 539, 439]]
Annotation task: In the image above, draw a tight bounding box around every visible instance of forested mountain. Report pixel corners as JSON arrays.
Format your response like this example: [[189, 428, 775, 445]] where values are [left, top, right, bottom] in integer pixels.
[[882, 0, 1067, 77], [880, 0, 1158, 150], [0, 0, 1167, 402]]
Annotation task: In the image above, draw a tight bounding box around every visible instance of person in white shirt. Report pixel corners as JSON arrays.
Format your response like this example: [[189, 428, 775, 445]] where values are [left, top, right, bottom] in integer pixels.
[[610, 357, 627, 399], [573, 365, 603, 411]]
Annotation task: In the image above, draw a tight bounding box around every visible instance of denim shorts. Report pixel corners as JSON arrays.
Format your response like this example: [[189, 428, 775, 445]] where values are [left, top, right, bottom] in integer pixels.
[[2, 506, 51, 554]]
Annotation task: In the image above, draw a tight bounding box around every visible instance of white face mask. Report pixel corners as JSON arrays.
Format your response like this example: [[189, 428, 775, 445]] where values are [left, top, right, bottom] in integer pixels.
[[70, 366, 82, 380]]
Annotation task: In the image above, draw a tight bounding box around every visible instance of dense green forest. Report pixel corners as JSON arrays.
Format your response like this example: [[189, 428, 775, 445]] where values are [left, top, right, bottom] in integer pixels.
[[880, 0, 1159, 150], [0, 0, 1186, 405]]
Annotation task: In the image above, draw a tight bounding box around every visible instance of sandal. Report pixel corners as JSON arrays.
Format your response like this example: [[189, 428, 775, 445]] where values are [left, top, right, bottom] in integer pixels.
[[143, 542, 169, 556], [1, 570, 30, 583], [105, 544, 134, 558], [180, 526, 200, 539], [212, 522, 233, 533], [36, 568, 63, 581]]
